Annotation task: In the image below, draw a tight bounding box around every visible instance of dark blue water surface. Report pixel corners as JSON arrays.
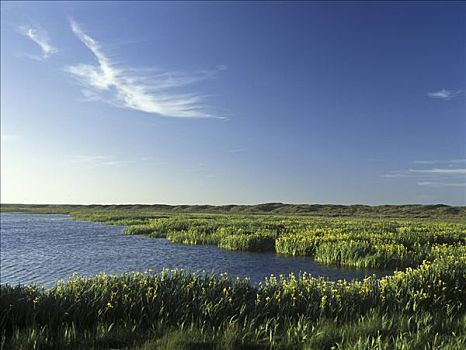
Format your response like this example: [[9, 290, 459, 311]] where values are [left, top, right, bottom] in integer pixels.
[[1, 213, 389, 287]]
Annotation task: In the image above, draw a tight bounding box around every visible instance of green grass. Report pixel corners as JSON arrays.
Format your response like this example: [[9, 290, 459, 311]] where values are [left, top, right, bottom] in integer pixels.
[[1, 252, 465, 349], [113, 215, 466, 269], [1, 205, 465, 348]]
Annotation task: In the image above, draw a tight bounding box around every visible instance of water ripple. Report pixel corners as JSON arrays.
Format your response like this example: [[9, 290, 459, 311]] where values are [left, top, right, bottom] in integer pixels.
[[1, 213, 389, 287]]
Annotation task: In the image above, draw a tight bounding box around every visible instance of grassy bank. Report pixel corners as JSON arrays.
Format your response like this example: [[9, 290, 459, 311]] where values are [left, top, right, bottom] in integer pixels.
[[1, 207, 465, 348], [2, 250, 466, 349]]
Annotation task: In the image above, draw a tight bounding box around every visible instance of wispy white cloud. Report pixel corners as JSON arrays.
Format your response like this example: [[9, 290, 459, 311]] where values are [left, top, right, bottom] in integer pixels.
[[382, 171, 409, 179], [18, 26, 57, 59], [417, 181, 466, 188], [383, 161, 466, 183], [68, 155, 135, 167], [413, 159, 466, 165], [427, 89, 462, 101], [101, 160, 136, 166], [408, 168, 466, 175], [65, 20, 225, 119]]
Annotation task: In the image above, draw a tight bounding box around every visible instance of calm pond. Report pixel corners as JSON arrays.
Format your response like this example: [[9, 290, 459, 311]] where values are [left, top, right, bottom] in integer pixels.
[[1, 213, 389, 287]]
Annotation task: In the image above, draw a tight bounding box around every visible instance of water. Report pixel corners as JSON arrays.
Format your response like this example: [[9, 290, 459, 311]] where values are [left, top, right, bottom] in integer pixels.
[[1, 213, 389, 287]]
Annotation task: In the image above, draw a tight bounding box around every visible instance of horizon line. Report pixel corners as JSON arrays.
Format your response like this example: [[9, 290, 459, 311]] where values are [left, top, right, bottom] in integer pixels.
[[1, 202, 463, 207]]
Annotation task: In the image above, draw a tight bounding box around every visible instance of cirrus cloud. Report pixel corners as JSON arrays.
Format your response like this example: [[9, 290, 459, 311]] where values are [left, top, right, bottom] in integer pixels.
[[65, 20, 225, 119], [408, 168, 466, 175], [427, 89, 462, 101], [417, 181, 466, 188], [18, 25, 58, 60]]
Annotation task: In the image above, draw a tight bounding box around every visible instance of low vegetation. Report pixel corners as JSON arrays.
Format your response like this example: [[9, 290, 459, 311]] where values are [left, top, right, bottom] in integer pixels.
[[91, 213, 465, 269], [2, 202, 465, 219], [1, 205, 465, 348], [1, 253, 465, 349]]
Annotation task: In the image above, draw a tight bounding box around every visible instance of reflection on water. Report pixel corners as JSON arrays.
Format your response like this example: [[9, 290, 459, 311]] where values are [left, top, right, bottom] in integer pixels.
[[0, 213, 390, 287]]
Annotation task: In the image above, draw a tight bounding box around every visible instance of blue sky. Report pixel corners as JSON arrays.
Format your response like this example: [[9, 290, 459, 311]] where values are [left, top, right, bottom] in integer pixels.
[[1, 1, 465, 205]]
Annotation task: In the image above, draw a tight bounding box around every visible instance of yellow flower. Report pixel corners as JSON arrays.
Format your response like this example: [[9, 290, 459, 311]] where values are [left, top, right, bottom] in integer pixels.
[[320, 295, 327, 308]]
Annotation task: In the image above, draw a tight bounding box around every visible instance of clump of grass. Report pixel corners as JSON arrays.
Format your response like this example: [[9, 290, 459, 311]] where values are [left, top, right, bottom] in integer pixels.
[[219, 231, 276, 252]]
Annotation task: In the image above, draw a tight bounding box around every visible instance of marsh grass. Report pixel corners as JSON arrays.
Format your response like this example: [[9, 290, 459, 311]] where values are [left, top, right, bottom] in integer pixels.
[[1, 209, 465, 348], [117, 214, 466, 269], [1, 250, 465, 349]]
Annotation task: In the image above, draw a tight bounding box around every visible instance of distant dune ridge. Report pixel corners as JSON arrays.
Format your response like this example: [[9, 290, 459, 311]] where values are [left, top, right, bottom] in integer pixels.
[[1, 203, 464, 219]]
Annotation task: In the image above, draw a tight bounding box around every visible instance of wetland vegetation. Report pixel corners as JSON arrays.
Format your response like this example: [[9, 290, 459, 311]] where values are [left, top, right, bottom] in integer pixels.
[[1, 204, 465, 349]]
